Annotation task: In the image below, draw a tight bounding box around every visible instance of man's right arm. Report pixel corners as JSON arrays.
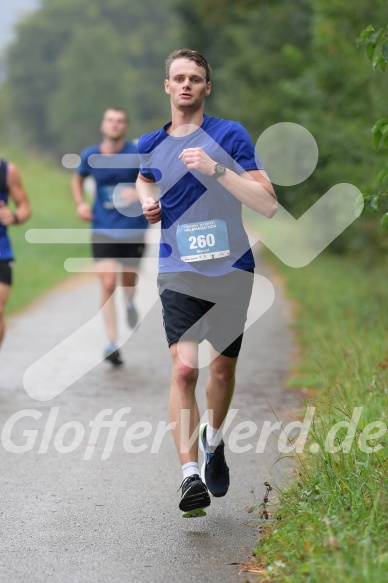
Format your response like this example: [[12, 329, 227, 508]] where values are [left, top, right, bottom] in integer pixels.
[[136, 173, 161, 224], [0, 163, 31, 226], [71, 174, 93, 221]]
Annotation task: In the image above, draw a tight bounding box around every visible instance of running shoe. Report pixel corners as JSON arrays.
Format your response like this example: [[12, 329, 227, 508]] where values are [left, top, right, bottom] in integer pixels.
[[126, 303, 138, 329], [199, 423, 230, 497], [178, 474, 211, 518], [104, 345, 124, 367]]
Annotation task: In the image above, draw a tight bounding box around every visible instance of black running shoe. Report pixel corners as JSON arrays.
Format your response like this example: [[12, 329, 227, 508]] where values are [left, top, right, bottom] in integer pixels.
[[178, 474, 211, 518], [104, 346, 124, 367], [199, 423, 230, 497], [126, 303, 138, 329]]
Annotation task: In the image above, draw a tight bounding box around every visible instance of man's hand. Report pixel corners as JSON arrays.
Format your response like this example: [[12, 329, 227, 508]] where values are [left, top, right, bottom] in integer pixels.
[[142, 197, 161, 224], [0, 201, 15, 225], [179, 148, 277, 217], [179, 147, 215, 175], [76, 201, 93, 222]]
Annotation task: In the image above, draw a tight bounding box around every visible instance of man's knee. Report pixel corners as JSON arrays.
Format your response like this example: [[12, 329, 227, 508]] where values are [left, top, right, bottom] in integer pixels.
[[171, 342, 199, 389], [104, 281, 116, 296], [100, 274, 116, 296], [0, 296, 7, 340], [122, 270, 138, 288], [173, 358, 199, 389], [209, 359, 236, 386], [0, 285, 10, 316]]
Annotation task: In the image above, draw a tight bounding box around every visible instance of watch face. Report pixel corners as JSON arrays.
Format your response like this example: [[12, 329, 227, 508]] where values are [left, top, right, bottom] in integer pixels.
[[214, 163, 226, 176]]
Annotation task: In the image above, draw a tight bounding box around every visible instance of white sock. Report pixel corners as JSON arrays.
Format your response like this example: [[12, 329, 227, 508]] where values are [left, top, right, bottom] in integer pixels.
[[206, 424, 222, 452], [182, 462, 200, 480]]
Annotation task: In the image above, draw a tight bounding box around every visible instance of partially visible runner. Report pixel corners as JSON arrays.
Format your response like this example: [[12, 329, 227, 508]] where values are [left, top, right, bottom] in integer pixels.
[[0, 158, 31, 351], [137, 49, 277, 517], [72, 108, 148, 366]]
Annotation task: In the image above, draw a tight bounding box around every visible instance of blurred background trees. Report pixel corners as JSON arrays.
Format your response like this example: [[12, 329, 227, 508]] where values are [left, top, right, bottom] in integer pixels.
[[2, 0, 180, 151], [0, 0, 387, 259]]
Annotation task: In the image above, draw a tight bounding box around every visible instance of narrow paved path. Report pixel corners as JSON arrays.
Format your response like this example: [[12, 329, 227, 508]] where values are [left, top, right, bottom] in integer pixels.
[[0, 237, 300, 583]]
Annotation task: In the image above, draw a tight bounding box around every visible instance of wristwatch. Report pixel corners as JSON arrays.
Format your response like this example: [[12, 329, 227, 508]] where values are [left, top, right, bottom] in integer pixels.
[[212, 163, 226, 179]]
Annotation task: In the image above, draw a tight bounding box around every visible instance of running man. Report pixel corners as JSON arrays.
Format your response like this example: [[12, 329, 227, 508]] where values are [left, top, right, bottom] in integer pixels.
[[137, 49, 277, 516], [0, 158, 31, 351], [72, 108, 148, 366]]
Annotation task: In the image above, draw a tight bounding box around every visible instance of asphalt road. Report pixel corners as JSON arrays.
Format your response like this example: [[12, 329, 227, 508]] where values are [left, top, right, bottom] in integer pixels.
[[0, 237, 300, 583]]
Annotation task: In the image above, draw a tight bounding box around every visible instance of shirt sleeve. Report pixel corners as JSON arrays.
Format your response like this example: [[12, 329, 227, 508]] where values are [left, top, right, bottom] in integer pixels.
[[231, 123, 264, 174], [77, 149, 91, 177], [138, 136, 157, 181]]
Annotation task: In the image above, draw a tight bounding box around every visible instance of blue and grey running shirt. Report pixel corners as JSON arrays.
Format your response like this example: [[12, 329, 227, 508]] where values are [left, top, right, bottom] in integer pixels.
[[139, 115, 264, 276], [77, 140, 148, 240]]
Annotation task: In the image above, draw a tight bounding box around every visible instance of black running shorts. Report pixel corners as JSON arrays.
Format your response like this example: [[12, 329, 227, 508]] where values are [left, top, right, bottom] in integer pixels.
[[92, 233, 146, 267], [158, 269, 254, 358], [0, 260, 12, 286]]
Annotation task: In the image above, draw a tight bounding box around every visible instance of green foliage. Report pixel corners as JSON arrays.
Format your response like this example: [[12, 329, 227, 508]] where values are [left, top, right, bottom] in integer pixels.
[[48, 24, 133, 153], [0, 142, 88, 314], [174, 0, 388, 253], [357, 9, 388, 231], [3, 0, 179, 154], [3, 0, 388, 247], [5, 0, 86, 150], [357, 23, 388, 71], [252, 252, 388, 582]]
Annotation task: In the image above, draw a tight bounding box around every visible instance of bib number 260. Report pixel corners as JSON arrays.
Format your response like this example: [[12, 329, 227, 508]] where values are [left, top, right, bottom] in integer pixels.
[[176, 219, 230, 262], [189, 233, 216, 249]]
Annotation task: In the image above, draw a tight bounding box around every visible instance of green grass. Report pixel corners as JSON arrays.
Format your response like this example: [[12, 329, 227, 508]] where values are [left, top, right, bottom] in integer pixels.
[[250, 251, 388, 582], [1, 145, 89, 314], [3, 150, 387, 581]]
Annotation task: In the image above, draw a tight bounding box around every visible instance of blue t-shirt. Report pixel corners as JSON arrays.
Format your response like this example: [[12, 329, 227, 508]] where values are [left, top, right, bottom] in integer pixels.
[[77, 141, 148, 239], [139, 114, 263, 275], [0, 160, 13, 261]]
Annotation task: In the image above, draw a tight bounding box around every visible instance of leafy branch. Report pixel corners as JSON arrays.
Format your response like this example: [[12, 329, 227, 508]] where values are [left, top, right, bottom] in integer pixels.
[[357, 12, 388, 230]]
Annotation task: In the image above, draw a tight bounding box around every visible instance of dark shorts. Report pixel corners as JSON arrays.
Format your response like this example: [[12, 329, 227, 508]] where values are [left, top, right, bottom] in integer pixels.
[[158, 269, 254, 358], [92, 234, 146, 267], [0, 260, 13, 286]]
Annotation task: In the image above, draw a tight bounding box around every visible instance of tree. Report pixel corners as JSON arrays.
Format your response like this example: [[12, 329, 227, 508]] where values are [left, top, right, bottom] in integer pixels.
[[357, 1, 388, 230], [5, 0, 85, 149], [174, 0, 388, 258], [48, 25, 134, 153], [3, 0, 179, 153]]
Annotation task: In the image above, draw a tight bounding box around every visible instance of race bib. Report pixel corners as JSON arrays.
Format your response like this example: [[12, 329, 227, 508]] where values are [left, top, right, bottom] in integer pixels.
[[176, 219, 230, 262], [101, 185, 130, 209]]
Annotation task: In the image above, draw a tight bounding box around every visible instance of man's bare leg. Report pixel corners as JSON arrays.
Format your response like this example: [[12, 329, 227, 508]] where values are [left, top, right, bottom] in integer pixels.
[[199, 346, 236, 498], [170, 339, 211, 516], [121, 269, 138, 305], [98, 260, 118, 344], [206, 348, 237, 431], [0, 282, 10, 347], [121, 268, 139, 328], [169, 340, 200, 464]]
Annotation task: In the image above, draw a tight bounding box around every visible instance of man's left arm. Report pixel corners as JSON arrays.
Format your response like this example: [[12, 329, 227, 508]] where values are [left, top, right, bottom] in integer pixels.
[[0, 163, 31, 225], [178, 148, 277, 218]]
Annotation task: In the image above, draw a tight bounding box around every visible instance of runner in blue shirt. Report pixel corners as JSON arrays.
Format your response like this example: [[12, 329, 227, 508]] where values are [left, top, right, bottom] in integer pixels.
[[137, 50, 277, 516], [72, 108, 148, 366], [0, 158, 31, 352]]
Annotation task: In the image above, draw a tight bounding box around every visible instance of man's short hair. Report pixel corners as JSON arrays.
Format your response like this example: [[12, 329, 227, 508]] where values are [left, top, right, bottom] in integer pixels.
[[165, 49, 212, 83], [103, 108, 129, 123]]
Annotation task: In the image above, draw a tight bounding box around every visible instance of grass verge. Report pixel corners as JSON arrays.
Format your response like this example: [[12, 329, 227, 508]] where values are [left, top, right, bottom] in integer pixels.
[[249, 251, 388, 582], [1, 145, 88, 314]]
